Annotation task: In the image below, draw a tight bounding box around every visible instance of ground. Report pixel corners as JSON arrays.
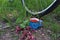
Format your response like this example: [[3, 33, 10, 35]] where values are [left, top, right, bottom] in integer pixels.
[[0, 13, 60, 40], [0, 0, 60, 40], [0, 27, 51, 40]]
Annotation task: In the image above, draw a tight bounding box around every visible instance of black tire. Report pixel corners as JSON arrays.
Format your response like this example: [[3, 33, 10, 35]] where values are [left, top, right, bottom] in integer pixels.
[[22, 0, 60, 17], [39, 0, 60, 17]]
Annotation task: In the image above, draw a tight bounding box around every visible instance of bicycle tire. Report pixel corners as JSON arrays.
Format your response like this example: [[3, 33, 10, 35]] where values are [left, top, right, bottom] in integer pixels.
[[22, 0, 59, 16]]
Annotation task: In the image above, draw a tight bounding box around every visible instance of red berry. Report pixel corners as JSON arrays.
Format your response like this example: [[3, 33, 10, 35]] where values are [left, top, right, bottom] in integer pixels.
[[22, 30, 28, 37], [26, 26, 31, 30], [28, 32, 32, 36], [16, 26, 21, 31], [31, 30, 35, 33], [15, 26, 21, 34], [15, 30, 19, 34]]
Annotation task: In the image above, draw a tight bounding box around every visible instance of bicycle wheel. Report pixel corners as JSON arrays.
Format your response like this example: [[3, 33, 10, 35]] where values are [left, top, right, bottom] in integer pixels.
[[22, 0, 57, 15]]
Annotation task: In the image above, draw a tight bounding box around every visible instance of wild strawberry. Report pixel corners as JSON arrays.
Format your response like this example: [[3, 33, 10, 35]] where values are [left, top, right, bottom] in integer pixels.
[[27, 32, 32, 36], [23, 30, 28, 36], [26, 26, 31, 30], [31, 29, 35, 33], [16, 26, 21, 31], [21, 35, 26, 40], [21, 30, 28, 40], [15, 30, 19, 33], [27, 35, 34, 40], [15, 26, 21, 33]]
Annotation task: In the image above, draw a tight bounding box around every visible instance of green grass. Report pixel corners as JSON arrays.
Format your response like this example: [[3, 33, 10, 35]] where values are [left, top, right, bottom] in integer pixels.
[[0, 0, 60, 40], [43, 6, 60, 40], [0, 0, 60, 32], [0, 0, 56, 23], [43, 5, 60, 32]]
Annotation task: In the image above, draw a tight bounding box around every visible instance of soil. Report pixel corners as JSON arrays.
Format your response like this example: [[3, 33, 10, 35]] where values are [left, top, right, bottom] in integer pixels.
[[0, 18, 59, 40], [0, 27, 51, 40]]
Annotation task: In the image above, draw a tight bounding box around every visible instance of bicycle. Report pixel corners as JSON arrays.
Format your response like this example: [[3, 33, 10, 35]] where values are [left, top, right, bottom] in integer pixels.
[[22, 0, 60, 16], [0, 0, 60, 40]]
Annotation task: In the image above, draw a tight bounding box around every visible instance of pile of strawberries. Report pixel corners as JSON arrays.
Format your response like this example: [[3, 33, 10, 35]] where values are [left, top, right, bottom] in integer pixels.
[[15, 26, 36, 40]]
